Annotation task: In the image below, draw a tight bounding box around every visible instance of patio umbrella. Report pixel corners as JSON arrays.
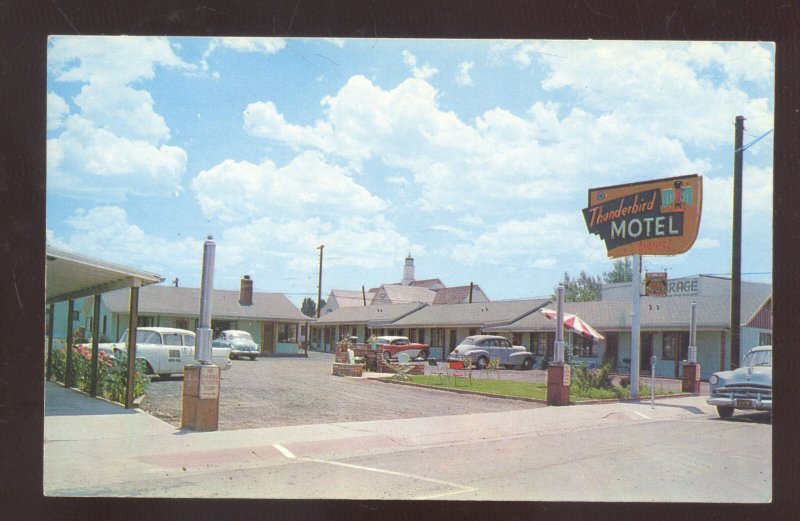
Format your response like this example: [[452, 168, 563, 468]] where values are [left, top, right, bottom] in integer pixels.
[[540, 308, 605, 343]]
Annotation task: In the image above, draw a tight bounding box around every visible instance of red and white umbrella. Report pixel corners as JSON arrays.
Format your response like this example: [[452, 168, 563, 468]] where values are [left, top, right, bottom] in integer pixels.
[[540, 308, 605, 342]]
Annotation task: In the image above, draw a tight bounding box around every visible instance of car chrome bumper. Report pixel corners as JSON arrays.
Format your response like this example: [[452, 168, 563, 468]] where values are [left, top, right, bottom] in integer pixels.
[[707, 396, 772, 410], [230, 350, 258, 356]]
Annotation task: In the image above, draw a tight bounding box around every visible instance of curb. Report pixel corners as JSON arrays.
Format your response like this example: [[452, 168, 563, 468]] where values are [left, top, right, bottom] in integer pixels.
[[371, 378, 701, 406]]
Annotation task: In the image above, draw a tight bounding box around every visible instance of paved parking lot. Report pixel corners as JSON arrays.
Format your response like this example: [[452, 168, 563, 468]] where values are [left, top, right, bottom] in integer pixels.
[[140, 351, 545, 430]]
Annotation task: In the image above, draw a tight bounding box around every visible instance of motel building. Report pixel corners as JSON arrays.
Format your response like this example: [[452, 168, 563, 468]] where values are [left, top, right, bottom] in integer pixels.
[[310, 274, 770, 381]]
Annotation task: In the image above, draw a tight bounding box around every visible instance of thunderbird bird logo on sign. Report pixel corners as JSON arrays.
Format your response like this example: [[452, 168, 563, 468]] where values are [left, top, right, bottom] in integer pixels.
[[582, 174, 703, 258]]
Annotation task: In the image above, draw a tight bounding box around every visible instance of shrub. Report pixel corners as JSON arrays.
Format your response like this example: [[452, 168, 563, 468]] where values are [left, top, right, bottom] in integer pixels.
[[47, 346, 148, 404]]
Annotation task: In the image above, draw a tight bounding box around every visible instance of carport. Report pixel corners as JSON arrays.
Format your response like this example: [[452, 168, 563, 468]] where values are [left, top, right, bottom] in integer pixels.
[[45, 246, 164, 408]]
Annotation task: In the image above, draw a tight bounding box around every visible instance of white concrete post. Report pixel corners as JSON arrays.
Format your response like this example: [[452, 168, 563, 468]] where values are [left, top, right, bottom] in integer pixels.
[[554, 285, 565, 363], [196, 236, 216, 363], [630, 254, 641, 398]]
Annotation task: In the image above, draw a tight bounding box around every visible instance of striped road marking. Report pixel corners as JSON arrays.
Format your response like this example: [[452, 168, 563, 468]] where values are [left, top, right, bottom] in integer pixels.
[[273, 444, 476, 499]]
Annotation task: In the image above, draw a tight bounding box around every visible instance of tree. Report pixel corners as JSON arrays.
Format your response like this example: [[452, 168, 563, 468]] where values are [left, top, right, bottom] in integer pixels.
[[300, 298, 316, 318], [603, 258, 632, 284], [560, 271, 602, 302]]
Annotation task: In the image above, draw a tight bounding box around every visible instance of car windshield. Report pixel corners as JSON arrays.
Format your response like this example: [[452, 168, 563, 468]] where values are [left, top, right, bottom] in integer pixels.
[[743, 350, 772, 367], [377, 337, 391, 343], [119, 330, 161, 344], [228, 332, 252, 341], [394, 338, 409, 345]]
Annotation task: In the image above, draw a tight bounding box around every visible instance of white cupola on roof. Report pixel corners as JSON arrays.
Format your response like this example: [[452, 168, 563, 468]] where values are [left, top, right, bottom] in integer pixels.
[[401, 253, 415, 286]]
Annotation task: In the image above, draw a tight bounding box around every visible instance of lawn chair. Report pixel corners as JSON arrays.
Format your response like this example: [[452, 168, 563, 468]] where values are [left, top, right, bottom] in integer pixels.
[[384, 352, 414, 381], [347, 348, 365, 366], [426, 358, 448, 384], [447, 359, 472, 386]]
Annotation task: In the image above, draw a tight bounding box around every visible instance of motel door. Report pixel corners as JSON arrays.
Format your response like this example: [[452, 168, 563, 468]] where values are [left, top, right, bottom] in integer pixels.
[[603, 333, 619, 368], [262, 323, 275, 354], [448, 329, 458, 355], [640, 333, 653, 375]]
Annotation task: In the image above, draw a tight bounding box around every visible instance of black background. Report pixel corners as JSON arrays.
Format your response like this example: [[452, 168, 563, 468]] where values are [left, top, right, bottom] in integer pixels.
[[1, 1, 798, 520]]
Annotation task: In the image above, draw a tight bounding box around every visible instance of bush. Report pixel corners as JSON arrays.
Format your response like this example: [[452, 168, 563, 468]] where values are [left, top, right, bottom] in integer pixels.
[[571, 361, 624, 399], [47, 346, 149, 404]]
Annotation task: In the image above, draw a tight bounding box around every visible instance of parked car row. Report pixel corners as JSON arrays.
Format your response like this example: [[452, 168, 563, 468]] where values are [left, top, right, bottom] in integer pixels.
[[95, 327, 233, 379]]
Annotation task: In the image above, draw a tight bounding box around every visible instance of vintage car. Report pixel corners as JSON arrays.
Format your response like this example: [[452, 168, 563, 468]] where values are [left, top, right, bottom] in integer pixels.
[[213, 330, 260, 360], [376, 336, 429, 361], [97, 327, 232, 378], [449, 334, 534, 370], [707, 345, 772, 418]]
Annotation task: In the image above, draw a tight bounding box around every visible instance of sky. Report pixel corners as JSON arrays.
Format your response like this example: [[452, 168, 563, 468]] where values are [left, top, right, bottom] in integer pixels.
[[46, 37, 775, 306]]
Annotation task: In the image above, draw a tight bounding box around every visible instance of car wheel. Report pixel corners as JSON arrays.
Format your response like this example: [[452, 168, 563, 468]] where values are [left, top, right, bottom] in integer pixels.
[[382, 351, 391, 362], [716, 406, 734, 419], [521, 357, 533, 370], [249, 355, 256, 361], [476, 356, 488, 370], [417, 350, 428, 361]]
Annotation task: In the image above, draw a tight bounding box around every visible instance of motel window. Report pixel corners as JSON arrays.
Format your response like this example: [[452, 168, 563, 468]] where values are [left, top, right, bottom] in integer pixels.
[[573, 335, 593, 357], [278, 323, 297, 343], [512, 333, 523, 348], [137, 316, 155, 327], [661, 332, 689, 361], [174, 318, 189, 330], [759, 332, 772, 346], [430, 328, 445, 347]]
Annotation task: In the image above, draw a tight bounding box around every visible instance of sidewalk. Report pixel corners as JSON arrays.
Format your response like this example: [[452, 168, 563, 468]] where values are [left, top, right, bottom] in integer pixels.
[[44, 380, 716, 497]]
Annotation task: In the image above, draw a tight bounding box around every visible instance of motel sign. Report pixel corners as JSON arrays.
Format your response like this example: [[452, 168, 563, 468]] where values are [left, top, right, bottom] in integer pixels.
[[582, 174, 703, 258]]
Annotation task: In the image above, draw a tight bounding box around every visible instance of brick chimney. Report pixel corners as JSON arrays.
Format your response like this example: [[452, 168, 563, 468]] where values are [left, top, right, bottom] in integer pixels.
[[240, 275, 253, 306]]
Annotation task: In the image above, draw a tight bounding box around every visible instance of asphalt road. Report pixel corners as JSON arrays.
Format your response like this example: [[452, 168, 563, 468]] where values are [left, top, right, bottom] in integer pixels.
[[52, 391, 770, 502], [140, 351, 546, 429]]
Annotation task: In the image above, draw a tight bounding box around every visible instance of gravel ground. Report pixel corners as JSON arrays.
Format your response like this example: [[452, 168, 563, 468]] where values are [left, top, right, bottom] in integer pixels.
[[140, 351, 546, 431]]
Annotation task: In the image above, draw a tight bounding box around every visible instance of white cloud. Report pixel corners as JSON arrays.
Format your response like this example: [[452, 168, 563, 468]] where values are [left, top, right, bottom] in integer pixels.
[[73, 83, 170, 142], [47, 36, 189, 200], [191, 151, 385, 222], [47, 92, 70, 131], [449, 213, 592, 267], [220, 214, 411, 274], [241, 72, 713, 215], [510, 40, 774, 146], [48, 36, 192, 85], [47, 115, 186, 200], [402, 50, 438, 80], [206, 37, 286, 57], [47, 206, 203, 275], [456, 61, 474, 86]]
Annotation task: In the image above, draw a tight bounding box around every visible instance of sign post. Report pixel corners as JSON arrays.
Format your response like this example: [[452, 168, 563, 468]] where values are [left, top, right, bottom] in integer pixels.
[[583, 174, 703, 401], [546, 285, 570, 406], [682, 302, 701, 394]]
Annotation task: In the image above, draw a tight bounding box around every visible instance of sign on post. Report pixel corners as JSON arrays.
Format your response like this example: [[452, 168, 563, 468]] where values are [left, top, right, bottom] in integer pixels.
[[582, 174, 703, 258], [645, 272, 668, 297]]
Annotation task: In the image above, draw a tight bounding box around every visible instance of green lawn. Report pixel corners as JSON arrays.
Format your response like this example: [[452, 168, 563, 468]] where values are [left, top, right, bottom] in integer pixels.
[[404, 375, 678, 402], [406, 375, 548, 400]]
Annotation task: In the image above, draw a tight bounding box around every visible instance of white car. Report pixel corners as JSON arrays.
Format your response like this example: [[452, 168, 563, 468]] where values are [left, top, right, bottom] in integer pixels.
[[97, 327, 232, 378]]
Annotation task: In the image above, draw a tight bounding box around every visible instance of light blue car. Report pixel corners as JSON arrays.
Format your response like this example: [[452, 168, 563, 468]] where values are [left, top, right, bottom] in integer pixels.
[[707, 345, 772, 418], [213, 330, 260, 361]]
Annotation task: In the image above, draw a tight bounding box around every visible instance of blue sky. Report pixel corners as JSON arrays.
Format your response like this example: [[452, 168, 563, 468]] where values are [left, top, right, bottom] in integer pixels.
[[46, 37, 774, 305]]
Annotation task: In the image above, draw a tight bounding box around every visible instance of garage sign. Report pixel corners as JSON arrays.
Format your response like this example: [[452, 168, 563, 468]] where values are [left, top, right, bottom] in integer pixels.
[[582, 174, 702, 258]]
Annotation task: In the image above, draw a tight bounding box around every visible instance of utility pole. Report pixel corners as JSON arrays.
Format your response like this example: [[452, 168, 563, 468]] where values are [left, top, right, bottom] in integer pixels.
[[316, 245, 324, 319], [730, 116, 744, 370]]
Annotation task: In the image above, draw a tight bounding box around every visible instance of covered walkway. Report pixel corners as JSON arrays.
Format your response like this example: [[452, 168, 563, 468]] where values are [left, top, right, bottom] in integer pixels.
[[45, 246, 163, 407]]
